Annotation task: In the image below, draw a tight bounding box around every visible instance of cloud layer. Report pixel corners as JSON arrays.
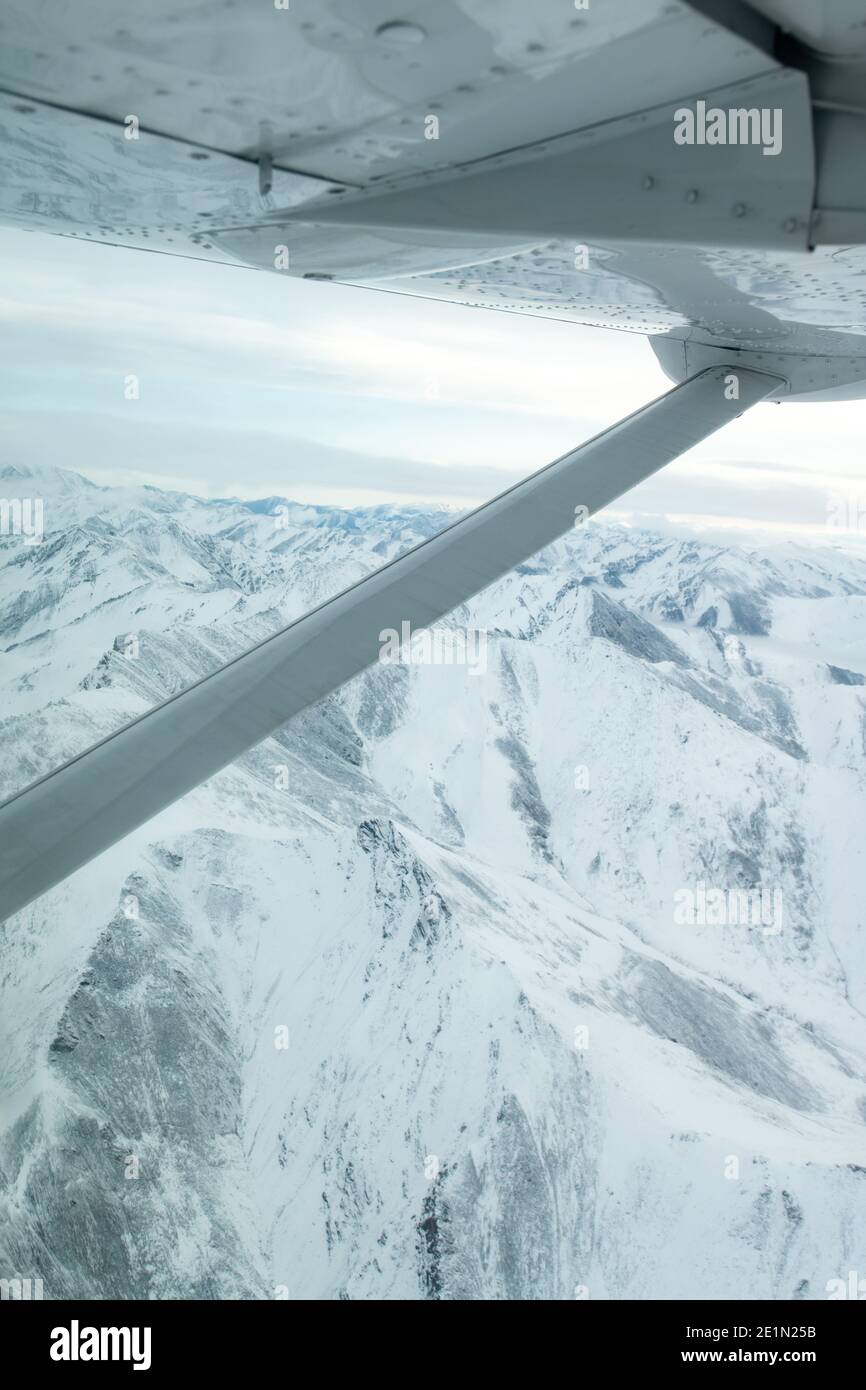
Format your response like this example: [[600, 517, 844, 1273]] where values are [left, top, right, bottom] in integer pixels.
[[2, 227, 866, 534]]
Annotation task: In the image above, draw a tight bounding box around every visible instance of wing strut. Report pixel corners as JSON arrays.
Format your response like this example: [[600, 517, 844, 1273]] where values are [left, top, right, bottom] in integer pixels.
[[0, 365, 782, 920]]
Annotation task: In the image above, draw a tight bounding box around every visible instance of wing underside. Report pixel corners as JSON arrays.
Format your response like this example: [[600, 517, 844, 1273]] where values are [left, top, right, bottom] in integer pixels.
[[0, 0, 865, 356]]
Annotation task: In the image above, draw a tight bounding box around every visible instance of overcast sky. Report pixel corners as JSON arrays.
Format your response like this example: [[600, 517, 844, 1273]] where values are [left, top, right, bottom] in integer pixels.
[[2, 225, 866, 541]]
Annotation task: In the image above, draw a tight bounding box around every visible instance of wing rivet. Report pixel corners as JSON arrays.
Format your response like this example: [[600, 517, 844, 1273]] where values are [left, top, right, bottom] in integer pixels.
[[375, 21, 427, 45], [685, 188, 699, 204], [642, 176, 655, 190]]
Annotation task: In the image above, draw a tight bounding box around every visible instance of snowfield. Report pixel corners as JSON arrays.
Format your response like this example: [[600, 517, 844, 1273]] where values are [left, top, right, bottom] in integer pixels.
[[1, 461, 865, 1300]]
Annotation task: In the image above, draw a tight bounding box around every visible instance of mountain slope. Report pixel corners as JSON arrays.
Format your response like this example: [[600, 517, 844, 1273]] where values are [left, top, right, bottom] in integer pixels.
[[1, 463, 865, 1300]]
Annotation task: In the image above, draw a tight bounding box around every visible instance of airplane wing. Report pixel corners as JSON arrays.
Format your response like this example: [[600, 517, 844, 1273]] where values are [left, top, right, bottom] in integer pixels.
[[0, 0, 864, 361], [0, 0, 864, 913]]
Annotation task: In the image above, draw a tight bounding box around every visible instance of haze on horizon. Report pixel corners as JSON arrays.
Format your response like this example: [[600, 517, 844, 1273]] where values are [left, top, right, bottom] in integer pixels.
[[2, 226, 866, 543]]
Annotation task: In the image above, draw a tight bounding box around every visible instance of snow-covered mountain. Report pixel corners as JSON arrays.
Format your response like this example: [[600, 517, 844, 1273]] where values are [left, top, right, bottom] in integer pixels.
[[1, 460, 865, 1300]]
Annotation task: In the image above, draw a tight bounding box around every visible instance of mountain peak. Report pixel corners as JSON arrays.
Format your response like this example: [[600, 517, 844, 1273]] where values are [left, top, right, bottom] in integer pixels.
[[0, 462, 97, 490]]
